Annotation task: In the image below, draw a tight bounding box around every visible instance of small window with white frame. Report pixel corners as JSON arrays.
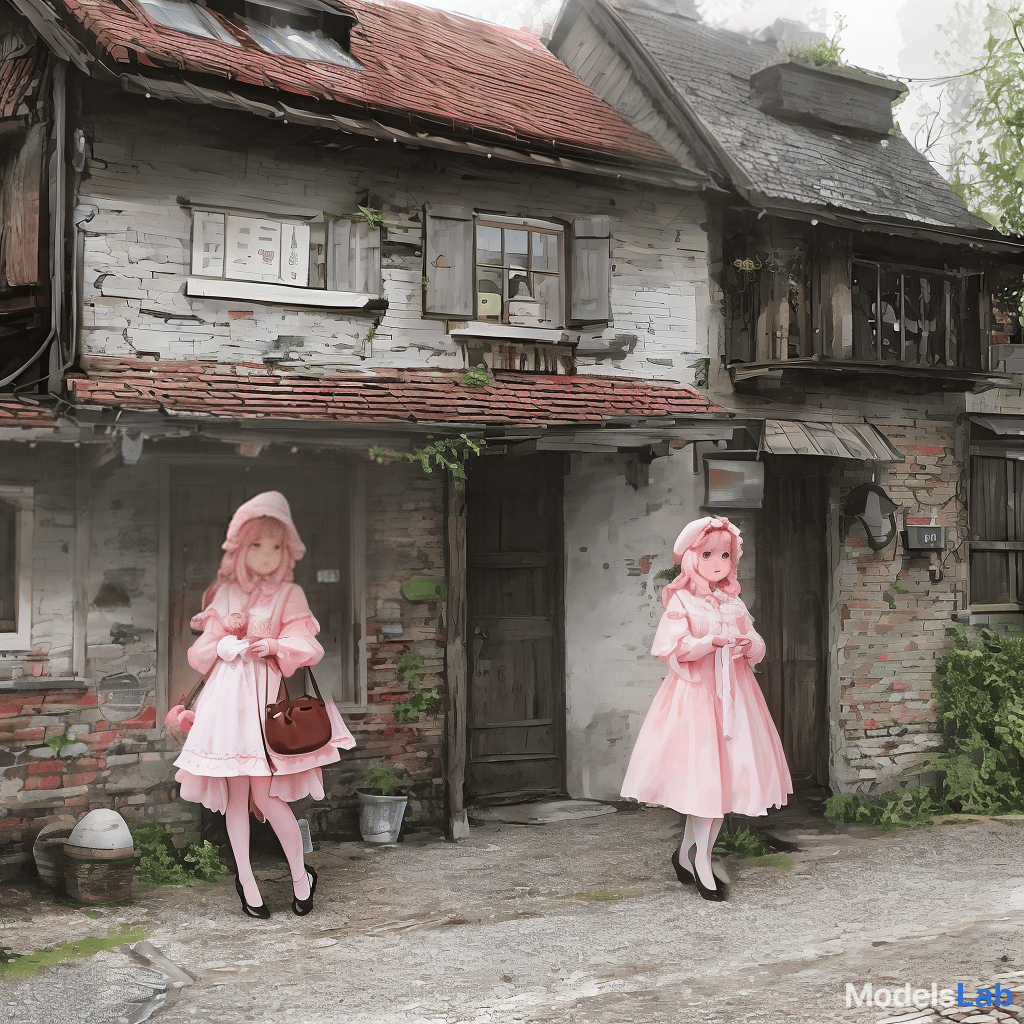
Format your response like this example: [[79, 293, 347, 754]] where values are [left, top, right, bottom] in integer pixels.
[[0, 486, 33, 651], [188, 207, 382, 307]]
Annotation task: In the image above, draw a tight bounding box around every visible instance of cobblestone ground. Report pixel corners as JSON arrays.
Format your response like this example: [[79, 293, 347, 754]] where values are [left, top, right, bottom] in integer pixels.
[[2, 807, 1024, 1024]]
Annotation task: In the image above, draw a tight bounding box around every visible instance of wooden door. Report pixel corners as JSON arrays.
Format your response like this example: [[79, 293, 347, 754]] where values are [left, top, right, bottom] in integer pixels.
[[166, 462, 349, 711], [466, 453, 565, 799], [756, 457, 830, 787]]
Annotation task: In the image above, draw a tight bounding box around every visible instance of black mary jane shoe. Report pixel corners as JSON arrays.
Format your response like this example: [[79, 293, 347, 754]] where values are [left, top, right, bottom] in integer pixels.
[[291, 866, 318, 916], [687, 844, 726, 903], [670, 850, 696, 886], [235, 876, 271, 919]]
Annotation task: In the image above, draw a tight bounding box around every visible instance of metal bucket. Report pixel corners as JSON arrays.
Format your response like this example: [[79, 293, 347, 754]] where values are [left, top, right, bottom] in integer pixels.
[[356, 791, 408, 844]]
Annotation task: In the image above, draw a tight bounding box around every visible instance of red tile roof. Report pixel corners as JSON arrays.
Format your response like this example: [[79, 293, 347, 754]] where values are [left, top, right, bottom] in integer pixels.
[[68, 359, 725, 426], [0, 398, 60, 428], [49, 0, 678, 169]]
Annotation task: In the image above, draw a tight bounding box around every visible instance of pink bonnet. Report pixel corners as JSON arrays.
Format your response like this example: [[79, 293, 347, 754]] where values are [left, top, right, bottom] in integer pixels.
[[223, 491, 306, 560], [672, 515, 742, 564]]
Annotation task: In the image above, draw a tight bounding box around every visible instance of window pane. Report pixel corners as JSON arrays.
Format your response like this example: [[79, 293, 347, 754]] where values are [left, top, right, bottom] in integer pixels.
[[901, 272, 946, 367], [505, 230, 528, 270], [532, 232, 558, 272], [139, 0, 238, 42], [476, 268, 503, 320], [476, 226, 502, 266], [0, 499, 15, 633], [971, 551, 1016, 605], [851, 263, 877, 360], [879, 269, 902, 361]]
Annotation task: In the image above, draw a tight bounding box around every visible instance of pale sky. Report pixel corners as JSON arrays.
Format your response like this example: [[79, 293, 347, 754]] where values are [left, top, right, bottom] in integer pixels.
[[416, 0, 985, 157]]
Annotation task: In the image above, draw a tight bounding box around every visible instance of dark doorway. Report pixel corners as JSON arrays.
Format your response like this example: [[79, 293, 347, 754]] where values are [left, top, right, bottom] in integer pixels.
[[755, 456, 830, 787], [465, 453, 565, 800]]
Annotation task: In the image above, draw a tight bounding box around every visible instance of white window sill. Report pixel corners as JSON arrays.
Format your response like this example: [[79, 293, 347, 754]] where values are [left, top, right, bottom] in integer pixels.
[[449, 321, 570, 343], [186, 278, 376, 309]]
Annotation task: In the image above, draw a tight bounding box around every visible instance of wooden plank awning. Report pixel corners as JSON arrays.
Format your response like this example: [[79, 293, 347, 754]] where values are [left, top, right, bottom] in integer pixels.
[[761, 419, 904, 462], [969, 415, 1024, 437]]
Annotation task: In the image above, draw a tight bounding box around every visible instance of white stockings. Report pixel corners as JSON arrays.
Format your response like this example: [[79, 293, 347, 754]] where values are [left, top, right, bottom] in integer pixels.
[[225, 775, 310, 907], [681, 814, 724, 890]]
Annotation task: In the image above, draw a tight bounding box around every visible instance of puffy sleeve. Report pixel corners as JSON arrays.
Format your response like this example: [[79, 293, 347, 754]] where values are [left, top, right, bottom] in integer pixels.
[[736, 607, 766, 667], [186, 588, 233, 676], [651, 595, 716, 677], [275, 584, 324, 678]]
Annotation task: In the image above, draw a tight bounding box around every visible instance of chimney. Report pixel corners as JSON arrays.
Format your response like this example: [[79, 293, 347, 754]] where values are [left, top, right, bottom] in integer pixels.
[[749, 61, 908, 137]]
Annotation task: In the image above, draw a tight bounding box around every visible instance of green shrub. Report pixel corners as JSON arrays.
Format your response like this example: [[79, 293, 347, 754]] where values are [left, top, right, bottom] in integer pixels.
[[788, 17, 846, 68], [827, 626, 1024, 828], [133, 824, 229, 886]]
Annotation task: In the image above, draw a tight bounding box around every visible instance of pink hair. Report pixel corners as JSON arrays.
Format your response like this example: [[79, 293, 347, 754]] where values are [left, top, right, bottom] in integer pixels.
[[202, 516, 299, 607], [661, 522, 742, 609]]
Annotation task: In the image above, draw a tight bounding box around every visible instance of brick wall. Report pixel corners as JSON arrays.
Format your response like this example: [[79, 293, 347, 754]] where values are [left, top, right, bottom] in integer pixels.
[[0, 448, 451, 870]]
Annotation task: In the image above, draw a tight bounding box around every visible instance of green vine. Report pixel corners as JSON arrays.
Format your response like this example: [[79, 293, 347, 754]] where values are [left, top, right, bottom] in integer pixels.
[[368, 433, 483, 489], [826, 626, 1024, 829], [654, 565, 680, 583], [44, 730, 74, 758], [392, 651, 442, 723]]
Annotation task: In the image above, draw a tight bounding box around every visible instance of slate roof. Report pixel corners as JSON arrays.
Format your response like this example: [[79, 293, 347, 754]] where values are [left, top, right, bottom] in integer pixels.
[[610, 1, 991, 232], [67, 360, 725, 426], [25, 0, 679, 172]]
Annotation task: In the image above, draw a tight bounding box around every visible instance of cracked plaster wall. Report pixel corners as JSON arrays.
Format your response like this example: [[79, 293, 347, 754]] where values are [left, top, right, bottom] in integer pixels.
[[562, 450, 705, 801], [77, 103, 712, 383]]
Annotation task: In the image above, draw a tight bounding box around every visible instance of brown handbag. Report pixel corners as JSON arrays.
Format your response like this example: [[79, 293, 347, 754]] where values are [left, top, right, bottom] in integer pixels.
[[264, 666, 332, 757]]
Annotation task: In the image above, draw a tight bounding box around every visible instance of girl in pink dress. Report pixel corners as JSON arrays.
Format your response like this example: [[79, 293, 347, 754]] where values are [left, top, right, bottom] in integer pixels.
[[166, 491, 355, 918], [620, 516, 792, 901]]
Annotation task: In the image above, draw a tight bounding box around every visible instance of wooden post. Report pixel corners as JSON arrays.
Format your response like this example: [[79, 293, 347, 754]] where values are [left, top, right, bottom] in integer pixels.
[[444, 471, 469, 840]]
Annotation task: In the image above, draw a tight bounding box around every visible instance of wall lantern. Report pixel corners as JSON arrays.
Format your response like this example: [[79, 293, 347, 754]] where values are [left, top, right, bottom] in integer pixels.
[[844, 483, 899, 551], [703, 451, 764, 509]]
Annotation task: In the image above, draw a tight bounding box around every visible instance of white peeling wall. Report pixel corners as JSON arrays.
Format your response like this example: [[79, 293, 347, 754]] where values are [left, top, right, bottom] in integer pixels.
[[77, 103, 713, 386], [562, 449, 704, 801]]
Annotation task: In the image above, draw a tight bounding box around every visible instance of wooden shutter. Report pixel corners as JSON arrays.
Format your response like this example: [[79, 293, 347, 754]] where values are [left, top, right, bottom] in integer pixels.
[[569, 215, 612, 325], [1, 124, 46, 289], [424, 206, 474, 317], [328, 220, 382, 295]]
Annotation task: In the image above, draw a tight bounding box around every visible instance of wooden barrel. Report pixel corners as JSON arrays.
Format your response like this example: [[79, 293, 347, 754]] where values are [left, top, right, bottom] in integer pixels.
[[63, 844, 134, 903]]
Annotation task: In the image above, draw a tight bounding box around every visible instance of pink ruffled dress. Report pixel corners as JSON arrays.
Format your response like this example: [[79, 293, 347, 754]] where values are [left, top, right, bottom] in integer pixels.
[[620, 580, 792, 818], [174, 580, 356, 813]]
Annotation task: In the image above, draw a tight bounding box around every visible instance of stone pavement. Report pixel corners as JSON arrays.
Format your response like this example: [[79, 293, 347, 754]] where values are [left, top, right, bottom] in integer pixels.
[[2, 803, 1024, 1024]]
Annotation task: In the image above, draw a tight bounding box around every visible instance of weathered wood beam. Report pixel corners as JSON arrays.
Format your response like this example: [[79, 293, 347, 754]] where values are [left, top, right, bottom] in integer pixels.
[[443, 471, 469, 841]]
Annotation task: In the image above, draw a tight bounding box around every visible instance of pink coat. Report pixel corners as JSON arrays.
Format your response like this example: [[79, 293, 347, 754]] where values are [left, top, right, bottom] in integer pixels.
[[620, 580, 791, 818]]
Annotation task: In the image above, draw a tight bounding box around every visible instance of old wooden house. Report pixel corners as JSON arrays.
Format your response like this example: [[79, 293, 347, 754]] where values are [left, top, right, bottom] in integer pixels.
[[0, 0, 750, 872], [552, 0, 1024, 795]]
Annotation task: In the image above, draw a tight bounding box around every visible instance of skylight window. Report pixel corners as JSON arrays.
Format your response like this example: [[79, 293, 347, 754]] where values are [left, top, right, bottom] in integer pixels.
[[138, 0, 239, 44], [241, 18, 362, 68]]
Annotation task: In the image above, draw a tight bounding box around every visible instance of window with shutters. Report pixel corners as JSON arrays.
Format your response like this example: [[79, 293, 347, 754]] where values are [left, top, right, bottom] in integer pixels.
[[0, 485, 33, 651], [423, 207, 612, 332], [187, 208, 381, 308], [969, 451, 1024, 608]]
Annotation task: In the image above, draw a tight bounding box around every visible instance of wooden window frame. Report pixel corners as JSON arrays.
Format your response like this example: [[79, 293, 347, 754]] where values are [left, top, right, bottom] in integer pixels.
[[186, 206, 381, 308], [0, 485, 34, 652], [968, 444, 1024, 609], [473, 215, 566, 329]]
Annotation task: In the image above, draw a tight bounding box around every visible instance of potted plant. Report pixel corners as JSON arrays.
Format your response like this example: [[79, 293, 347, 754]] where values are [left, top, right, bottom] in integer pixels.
[[356, 762, 408, 844]]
